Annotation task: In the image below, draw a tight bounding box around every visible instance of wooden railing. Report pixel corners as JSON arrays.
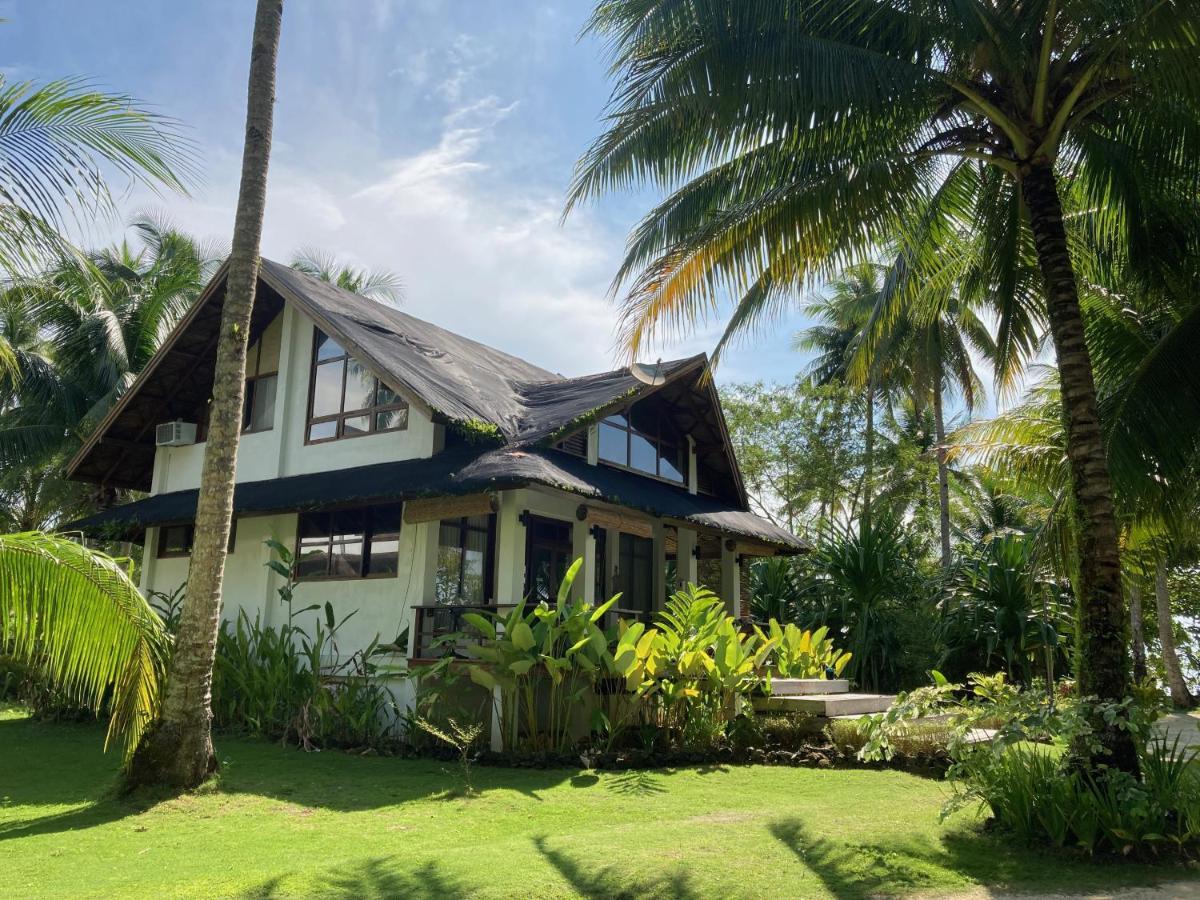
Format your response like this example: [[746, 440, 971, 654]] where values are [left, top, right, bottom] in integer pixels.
[[410, 602, 654, 659]]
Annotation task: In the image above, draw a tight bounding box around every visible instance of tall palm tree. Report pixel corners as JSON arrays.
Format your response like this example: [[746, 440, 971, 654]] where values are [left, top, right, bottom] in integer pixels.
[[290, 248, 402, 305], [128, 0, 284, 790], [0, 218, 218, 529], [570, 0, 1200, 771]]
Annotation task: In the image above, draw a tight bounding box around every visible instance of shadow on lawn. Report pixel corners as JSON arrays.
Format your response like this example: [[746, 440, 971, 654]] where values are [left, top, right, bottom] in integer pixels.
[[244, 857, 475, 899], [767, 817, 1186, 899], [532, 835, 699, 899]]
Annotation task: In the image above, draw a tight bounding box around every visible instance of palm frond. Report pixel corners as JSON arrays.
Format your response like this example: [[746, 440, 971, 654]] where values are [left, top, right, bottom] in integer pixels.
[[0, 532, 170, 763]]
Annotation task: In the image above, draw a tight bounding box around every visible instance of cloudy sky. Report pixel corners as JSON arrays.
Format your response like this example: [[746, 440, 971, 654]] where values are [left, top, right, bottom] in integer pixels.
[[2, 0, 821, 386]]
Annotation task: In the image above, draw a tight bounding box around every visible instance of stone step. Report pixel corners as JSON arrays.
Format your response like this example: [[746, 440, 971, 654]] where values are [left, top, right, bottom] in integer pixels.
[[755, 693, 896, 717], [769, 678, 850, 696]]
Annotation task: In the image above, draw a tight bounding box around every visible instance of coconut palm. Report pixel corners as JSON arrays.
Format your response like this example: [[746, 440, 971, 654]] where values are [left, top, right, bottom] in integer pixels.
[[0, 532, 169, 763], [290, 248, 403, 305], [0, 75, 194, 273], [128, 0, 284, 790], [570, 0, 1200, 770]]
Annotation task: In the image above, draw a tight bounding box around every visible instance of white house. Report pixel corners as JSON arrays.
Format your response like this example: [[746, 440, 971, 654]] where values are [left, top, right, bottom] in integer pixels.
[[67, 260, 805, 711]]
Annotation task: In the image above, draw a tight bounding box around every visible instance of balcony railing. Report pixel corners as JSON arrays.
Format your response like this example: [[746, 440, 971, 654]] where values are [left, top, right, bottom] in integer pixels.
[[411, 602, 654, 660]]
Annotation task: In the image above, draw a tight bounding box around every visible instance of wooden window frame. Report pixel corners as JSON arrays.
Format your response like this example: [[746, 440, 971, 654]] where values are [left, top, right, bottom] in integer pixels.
[[523, 514, 574, 602], [243, 341, 279, 434], [435, 513, 497, 605], [293, 504, 403, 582], [304, 328, 409, 445], [597, 403, 687, 486], [156, 521, 237, 558]]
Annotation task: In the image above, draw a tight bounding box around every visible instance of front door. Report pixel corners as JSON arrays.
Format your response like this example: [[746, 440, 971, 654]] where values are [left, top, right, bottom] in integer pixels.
[[524, 515, 573, 603]]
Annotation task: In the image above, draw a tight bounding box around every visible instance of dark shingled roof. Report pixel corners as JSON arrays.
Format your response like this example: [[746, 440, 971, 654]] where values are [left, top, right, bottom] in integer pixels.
[[70, 445, 807, 553]]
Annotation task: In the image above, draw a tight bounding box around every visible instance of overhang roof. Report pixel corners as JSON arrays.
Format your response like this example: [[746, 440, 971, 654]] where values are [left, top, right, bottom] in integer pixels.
[[68, 446, 806, 554], [66, 260, 745, 504]]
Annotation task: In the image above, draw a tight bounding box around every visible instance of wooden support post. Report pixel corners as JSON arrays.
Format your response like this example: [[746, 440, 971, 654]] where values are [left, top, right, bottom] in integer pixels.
[[573, 517, 596, 604], [494, 492, 527, 604], [677, 527, 698, 587], [652, 521, 667, 612]]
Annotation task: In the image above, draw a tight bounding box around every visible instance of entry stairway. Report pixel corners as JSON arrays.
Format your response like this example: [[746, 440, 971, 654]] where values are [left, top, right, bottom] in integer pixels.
[[752, 678, 895, 718]]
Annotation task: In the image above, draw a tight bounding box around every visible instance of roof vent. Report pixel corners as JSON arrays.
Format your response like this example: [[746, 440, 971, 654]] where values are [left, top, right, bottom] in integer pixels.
[[155, 420, 197, 447]]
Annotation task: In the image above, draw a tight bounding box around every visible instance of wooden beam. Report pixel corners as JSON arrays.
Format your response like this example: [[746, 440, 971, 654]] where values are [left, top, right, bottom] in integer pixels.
[[403, 492, 498, 525], [579, 505, 654, 538]]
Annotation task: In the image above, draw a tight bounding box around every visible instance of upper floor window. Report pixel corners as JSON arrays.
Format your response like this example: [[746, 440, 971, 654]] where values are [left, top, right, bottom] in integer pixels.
[[243, 336, 278, 434], [598, 403, 686, 484], [295, 504, 401, 580], [306, 329, 409, 443], [157, 521, 236, 558]]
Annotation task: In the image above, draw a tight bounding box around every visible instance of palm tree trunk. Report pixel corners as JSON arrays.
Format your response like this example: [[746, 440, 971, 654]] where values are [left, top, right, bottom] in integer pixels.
[[127, 0, 283, 789], [933, 384, 952, 569], [1129, 578, 1147, 683], [862, 378, 874, 531], [1155, 556, 1193, 709], [1020, 162, 1135, 772]]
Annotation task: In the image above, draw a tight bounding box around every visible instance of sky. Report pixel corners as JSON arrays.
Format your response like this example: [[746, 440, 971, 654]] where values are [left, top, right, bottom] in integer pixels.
[[0, 0, 819, 387]]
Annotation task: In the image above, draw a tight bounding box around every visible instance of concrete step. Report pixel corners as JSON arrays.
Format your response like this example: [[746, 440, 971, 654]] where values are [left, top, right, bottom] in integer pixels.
[[755, 693, 896, 717], [769, 678, 850, 696]]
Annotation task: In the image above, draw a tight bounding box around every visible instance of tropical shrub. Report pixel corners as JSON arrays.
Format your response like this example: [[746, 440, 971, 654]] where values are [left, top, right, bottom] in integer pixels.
[[764, 621, 851, 679], [748, 557, 802, 622]]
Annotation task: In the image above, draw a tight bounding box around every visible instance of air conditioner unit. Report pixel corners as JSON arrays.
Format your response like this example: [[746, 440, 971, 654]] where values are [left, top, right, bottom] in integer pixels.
[[155, 420, 198, 447]]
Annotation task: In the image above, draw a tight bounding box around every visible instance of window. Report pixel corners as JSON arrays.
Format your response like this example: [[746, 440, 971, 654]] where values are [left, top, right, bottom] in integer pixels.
[[524, 515, 573, 603], [156, 522, 237, 558], [306, 329, 409, 443], [435, 514, 496, 605], [615, 533, 654, 613], [597, 403, 686, 484], [294, 504, 402, 580], [242, 324, 279, 433]]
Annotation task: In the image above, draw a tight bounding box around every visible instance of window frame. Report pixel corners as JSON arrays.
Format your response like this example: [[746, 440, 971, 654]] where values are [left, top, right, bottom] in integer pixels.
[[156, 521, 237, 558], [597, 402, 688, 486], [293, 503, 403, 582], [242, 340, 278, 434], [304, 328, 410, 445], [434, 513, 497, 606]]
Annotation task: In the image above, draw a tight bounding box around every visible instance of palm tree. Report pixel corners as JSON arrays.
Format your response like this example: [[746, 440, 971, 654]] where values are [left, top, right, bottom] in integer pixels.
[[128, 0, 284, 789], [290, 248, 402, 304], [0, 532, 169, 763], [570, 0, 1200, 771], [0, 217, 218, 528], [0, 76, 194, 273]]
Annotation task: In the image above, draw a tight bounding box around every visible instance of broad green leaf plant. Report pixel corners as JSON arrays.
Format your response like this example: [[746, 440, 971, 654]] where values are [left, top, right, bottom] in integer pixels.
[[0, 531, 169, 764]]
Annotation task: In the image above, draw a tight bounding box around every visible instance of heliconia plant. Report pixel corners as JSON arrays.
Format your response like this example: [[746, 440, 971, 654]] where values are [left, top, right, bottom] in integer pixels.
[[764, 622, 852, 680]]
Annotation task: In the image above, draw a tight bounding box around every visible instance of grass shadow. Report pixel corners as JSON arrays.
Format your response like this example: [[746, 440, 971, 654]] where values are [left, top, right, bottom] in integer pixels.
[[532, 835, 698, 899], [243, 857, 474, 898], [604, 769, 666, 796]]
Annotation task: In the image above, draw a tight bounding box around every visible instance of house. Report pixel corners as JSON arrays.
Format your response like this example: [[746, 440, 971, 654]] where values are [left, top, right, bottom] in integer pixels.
[[66, 259, 806, 713]]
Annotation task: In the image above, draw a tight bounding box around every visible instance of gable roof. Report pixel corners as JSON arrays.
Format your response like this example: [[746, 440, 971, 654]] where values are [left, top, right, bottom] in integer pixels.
[[66, 260, 745, 505]]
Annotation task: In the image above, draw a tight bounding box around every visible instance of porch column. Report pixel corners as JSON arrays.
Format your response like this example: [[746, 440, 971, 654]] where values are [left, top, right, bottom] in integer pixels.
[[720, 539, 740, 619], [572, 516, 596, 604], [494, 492, 526, 605], [676, 527, 698, 588], [652, 521, 667, 612]]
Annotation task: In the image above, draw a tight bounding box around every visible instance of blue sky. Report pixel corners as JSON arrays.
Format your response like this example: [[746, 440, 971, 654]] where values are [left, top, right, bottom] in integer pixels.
[[2, 0, 817, 386]]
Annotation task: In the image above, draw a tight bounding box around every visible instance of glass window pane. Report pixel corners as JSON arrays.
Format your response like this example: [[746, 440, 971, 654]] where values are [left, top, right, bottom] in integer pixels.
[[629, 403, 658, 437], [308, 420, 337, 442], [375, 406, 407, 432], [630, 431, 657, 474], [598, 422, 628, 465], [659, 444, 684, 483], [311, 360, 344, 417], [161, 525, 191, 555], [342, 415, 370, 436], [249, 375, 276, 432], [436, 543, 465, 603], [330, 509, 366, 577], [376, 381, 400, 407], [368, 505, 402, 575], [604, 412, 628, 427], [314, 330, 345, 361], [297, 514, 331, 578], [242, 380, 255, 431], [343, 361, 376, 412]]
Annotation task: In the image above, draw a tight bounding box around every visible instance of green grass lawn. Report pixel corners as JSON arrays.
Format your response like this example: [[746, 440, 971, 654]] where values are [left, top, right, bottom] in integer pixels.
[[0, 706, 1194, 899]]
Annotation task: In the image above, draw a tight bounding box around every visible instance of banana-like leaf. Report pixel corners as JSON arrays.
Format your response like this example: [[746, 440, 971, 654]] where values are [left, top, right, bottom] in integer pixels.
[[510, 621, 535, 651], [461, 612, 496, 641], [0, 532, 170, 765]]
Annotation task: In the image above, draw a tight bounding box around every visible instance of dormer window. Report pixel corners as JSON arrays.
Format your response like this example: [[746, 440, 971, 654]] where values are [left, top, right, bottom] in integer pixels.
[[306, 328, 409, 443], [598, 402, 686, 484]]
